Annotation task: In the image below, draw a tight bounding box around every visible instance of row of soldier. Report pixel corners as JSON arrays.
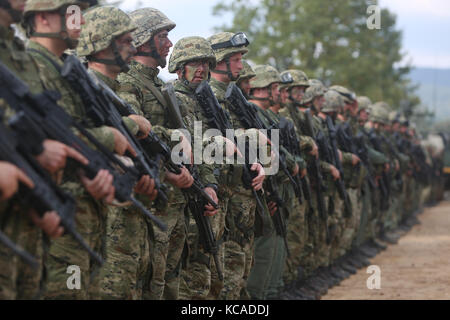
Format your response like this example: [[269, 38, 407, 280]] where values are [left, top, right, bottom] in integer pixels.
[[0, 0, 445, 300]]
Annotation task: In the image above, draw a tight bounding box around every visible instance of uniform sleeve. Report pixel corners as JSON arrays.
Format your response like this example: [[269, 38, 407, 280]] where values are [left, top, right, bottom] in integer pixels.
[[122, 116, 139, 136]]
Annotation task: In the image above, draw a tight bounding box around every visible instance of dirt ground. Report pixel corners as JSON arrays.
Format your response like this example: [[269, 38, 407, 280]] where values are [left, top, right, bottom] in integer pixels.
[[322, 199, 450, 300]]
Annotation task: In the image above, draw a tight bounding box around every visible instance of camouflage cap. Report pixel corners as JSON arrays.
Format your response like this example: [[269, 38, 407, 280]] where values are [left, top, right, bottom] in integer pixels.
[[208, 32, 249, 63], [302, 83, 327, 105], [237, 60, 256, 82], [168, 36, 216, 73], [130, 8, 176, 48], [356, 96, 372, 112], [77, 6, 137, 57], [280, 69, 309, 90], [322, 90, 345, 113], [24, 0, 88, 17], [250, 65, 281, 89], [369, 101, 390, 124], [329, 85, 356, 104]]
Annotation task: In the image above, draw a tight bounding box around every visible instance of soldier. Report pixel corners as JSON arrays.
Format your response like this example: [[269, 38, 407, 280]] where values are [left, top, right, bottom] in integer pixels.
[[298, 82, 343, 296], [76, 5, 165, 299], [116, 8, 196, 300], [244, 64, 299, 300], [236, 60, 256, 99], [24, 0, 138, 299], [208, 32, 266, 300], [168, 36, 232, 300], [0, 0, 99, 299]]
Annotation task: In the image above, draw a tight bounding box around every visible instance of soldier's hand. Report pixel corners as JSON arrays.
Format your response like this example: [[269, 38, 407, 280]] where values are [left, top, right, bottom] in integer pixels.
[[203, 187, 219, 217], [134, 175, 157, 201], [351, 154, 361, 166], [0, 162, 34, 201], [300, 168, 307, 179], [79, 169, 115, 204], [165, 166, 194, 189], [309, 141, 319, 159], [109, 127, 137, 157], [395, 160, 400, 171], [36, 139, 88, 173], [338, 149, 343, 163], [251, 163, 265, 191], [330, 165, 341, 181], [384, 163, 390, 172], [292, 163, 299, 177], [29, 210, 64, 239], [129, 114, 152, 139], [268, 201, 277, 216]]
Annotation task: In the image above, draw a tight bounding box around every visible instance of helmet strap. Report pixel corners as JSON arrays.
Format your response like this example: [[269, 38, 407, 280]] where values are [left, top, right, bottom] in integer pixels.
[[134, 38, 166, 68], [27, 8, 79, 49], [89, 40, 130, 73], [212, 57, 237, 81]]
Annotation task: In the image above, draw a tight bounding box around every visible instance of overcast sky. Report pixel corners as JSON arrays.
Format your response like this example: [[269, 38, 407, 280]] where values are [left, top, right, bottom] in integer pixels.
[[116, 0, 450, 80]]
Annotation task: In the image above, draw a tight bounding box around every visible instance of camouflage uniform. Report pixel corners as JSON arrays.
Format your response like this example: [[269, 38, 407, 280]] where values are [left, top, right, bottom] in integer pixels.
[[169, 37, 227, 300], [115, 8, 188, 300], [208, 32, 258, 300], [75, 6, 155, 300], [0, 18, 49, 299]]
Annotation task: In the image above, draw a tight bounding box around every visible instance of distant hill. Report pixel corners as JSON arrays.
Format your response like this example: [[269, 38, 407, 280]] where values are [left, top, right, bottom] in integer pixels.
[[409, 68, 450, 121]]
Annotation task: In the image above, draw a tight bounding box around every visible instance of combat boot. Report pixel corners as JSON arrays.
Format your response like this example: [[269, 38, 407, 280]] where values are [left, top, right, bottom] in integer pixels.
[[379, 232, 399, 244], [338, 257, 358, 274], [370, 238, 388, 251]]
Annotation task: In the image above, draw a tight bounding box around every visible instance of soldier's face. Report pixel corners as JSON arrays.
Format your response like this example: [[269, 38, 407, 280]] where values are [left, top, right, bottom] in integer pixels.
[[359, 109, 369, 122], [313, 95, 325, 111], [184, 59, 210, 84], [290, 86, 305, 103], [153, 30, 172, 63], [228, 52, 244, 78], [392, 122, 400, 131], [115, 32, 137, 64], [239, 78, 251, 96], [65, 9, 85, 39], [280, 87, 289, 104], [270, 83, 280, 103]]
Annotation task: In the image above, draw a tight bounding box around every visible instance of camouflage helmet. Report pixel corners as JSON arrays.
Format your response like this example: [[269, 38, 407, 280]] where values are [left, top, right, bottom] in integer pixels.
[[77, 6, 136, 57], [329, 85, 356, 104], [208, 32, 249, 63], [302, 83, 327, 105], [24, 0, 88, 17], [369, 101, 390, 124], [237, 60, 256, 82], [308, 79, 324, 87], [168, 36, 216, 73], [23, 0, 88, 47], [250, 65, 281, 89], [388, 111, 399, 123], [130, 8, 176, 48], [356, 96, 372, 113], [322, 90, 345, 113], [280, 70, 309, 90]]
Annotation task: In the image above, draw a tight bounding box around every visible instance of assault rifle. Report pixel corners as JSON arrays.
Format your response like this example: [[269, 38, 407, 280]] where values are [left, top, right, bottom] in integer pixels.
[[224, 83, 302, 204], [325, 116, 352, 218], [161, 83, 222, 280], [0, 60, 167, 232], [304, 110, 329, 243], [0, 118, 103, 265], [61, 55, 168, 205], [195, 81, 265, 214]]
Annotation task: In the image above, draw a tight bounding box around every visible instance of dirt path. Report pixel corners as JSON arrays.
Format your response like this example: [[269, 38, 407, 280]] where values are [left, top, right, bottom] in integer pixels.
[[322, 200, 450, 300]]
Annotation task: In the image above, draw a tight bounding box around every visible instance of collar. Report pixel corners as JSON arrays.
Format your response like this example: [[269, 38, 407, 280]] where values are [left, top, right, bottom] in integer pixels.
[[209, 77, 229, 94], [27, 40, 63, 66], [130, 60, 159, 80], [173, 79, 194, 95], [90, 69, 120, 92]]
